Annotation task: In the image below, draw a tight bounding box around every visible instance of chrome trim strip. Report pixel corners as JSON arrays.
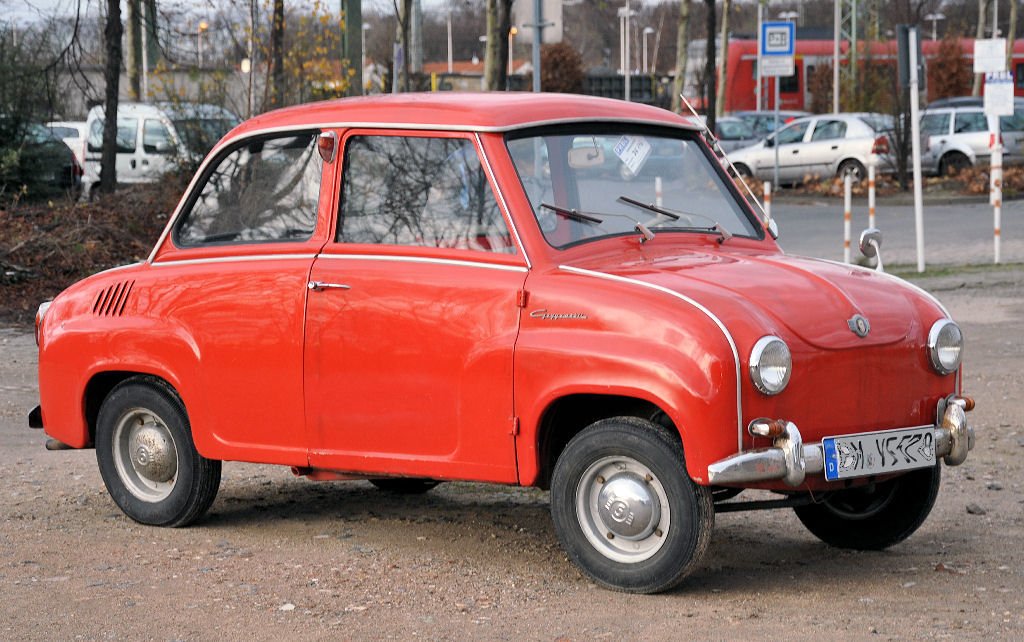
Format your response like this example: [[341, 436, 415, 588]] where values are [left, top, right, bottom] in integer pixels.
[[558, 265, 744, 451], [475, 132, 532, 270], [317, 254, 529, 273], [151, 253, 317, 267]]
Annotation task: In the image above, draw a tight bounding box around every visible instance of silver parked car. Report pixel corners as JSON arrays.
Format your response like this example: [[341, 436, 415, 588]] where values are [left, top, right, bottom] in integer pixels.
[[920, 101, 1024, 175], [729, 113, 894, 185]]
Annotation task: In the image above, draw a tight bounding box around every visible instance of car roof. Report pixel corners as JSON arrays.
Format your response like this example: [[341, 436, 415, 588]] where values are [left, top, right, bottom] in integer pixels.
[[228, 93, 699, 137]]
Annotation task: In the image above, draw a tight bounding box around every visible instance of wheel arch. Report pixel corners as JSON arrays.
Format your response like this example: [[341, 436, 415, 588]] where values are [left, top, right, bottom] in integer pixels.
[[531, 393, 679, 490], [83, 371, 184, 447]]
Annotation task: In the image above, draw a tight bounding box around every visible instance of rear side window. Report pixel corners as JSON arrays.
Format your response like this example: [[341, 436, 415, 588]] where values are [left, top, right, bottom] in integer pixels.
[[810, 120, 847, 141], [143, 120, 173, 154], [174, 132, 321, 246], [87, 118, 138, 153], [921, 113, 950, 136], [954, 112, 987, 133], [337, 135, 514, 253]]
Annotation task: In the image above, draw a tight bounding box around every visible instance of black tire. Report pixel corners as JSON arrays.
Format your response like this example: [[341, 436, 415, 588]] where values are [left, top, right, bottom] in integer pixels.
[[370, 478, 442, 494], [732, 163, 753, 179], [793, 464, 940, 550], [550, 417, 714, 594], [95, 377, 221, 527], [837, 159, 867, 182], [940, 152, 970, 176]]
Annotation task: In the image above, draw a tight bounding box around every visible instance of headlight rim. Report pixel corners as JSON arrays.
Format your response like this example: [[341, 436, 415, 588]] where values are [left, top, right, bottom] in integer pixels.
[[749, 335, 792, 395], [927, 319, 963, 375]]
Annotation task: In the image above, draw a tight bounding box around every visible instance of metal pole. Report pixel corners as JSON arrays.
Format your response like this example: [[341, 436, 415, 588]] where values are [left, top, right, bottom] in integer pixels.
[[248, 0, 256, 117], [532, 0, 542, 92], [643, 30, 648, 74], [756, 2, 763, 111], [447, 11, 453, 73], [832, 0, 840, 113], [624, 6, 632, 101], [993, 142, 1003, 263], [843, 174, 852, 263], [763, 181, 772, 222], [909, 26, 926, 273], [141, 2, 149, 102], [773, 76, 780, 188]]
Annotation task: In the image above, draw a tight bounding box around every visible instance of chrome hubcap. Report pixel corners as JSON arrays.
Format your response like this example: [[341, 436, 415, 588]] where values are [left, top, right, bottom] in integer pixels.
[[112, 409, 179, 502], [576, 456, 670, 563]]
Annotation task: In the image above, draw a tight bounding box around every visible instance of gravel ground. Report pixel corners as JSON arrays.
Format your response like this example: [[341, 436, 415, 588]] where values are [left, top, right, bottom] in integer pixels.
[[2, 266, 1022, 641]]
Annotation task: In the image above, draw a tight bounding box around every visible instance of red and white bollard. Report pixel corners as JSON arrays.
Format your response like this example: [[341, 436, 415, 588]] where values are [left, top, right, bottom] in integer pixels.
[[991, 144, 1002, 264], [868, 154, 877, 229], [763, 181, 772, 223], [843, 174, 852, 263]]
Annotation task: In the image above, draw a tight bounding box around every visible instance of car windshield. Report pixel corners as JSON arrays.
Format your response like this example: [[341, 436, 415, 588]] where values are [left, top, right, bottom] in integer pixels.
[[506, 128, 761, 249]]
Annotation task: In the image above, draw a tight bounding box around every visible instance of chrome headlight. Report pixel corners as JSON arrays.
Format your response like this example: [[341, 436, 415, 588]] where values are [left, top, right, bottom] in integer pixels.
[[749, 336, 792, 395], [35, 300, 52, 347], [928, 319, 963, 375]]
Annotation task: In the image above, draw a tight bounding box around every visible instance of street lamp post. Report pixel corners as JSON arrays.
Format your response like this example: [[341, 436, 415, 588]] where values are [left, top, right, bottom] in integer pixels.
[[617, 4, 636, 101], [642, 26, 655, 73], [924, 12, 945, 41], [447, 9, 453, 74], [197, 20, 209, 68], [508, 26, 518, 76], [361, 23, 370, 94]]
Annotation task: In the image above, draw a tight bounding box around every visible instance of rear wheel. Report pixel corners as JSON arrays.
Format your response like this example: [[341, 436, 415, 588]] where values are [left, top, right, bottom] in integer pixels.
[[837, 159, 867, 182], [793, 464, 940, 550], [550, 417, 713, 594], [732, 163, 753, 179], [940, 152, 970, 176], [95, 377, 221, 527]]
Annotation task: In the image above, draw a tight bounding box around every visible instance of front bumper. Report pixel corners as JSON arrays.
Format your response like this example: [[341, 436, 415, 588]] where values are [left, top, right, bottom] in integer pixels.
[[707, 395, 974, 487]]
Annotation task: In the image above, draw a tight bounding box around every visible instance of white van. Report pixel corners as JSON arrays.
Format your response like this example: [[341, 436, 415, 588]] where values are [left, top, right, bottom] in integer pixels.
[[83, 102, 239, 196]]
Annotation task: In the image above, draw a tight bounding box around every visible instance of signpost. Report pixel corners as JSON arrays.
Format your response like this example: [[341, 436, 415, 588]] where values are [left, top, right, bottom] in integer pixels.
[[760, 21, 794, 190]]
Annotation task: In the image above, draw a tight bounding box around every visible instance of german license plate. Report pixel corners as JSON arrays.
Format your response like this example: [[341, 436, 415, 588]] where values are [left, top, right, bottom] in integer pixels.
[[823, 426, 935, 481]]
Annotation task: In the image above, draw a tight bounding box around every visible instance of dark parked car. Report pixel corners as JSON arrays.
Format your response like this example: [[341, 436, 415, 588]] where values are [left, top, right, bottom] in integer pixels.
[[1, 123, 83, 199]]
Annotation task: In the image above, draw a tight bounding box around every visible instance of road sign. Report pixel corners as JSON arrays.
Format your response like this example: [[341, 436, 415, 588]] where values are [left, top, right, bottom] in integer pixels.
[[985, 72, 1015, 117], [761, 21, 795, 77], [974, 38, 1007, 74]]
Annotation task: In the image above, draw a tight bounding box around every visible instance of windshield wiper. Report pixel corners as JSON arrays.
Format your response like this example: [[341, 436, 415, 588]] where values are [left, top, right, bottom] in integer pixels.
[[540, 202, 604, 225], [618, 195, 733, 244]]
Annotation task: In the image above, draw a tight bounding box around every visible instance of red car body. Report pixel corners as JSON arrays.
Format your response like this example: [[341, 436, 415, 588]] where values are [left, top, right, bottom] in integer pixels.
[[32, 93, 974, 593]]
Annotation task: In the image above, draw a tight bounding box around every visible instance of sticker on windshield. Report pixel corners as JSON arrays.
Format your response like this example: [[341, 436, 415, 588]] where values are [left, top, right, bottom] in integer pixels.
[[613, 135, 652, 176]]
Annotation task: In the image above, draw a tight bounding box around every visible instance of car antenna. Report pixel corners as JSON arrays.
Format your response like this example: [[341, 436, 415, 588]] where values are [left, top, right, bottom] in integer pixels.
[[678, 93, 772, 231]]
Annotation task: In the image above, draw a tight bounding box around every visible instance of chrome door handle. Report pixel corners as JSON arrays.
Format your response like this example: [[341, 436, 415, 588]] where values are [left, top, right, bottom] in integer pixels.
[[307, 281, 351, 291]]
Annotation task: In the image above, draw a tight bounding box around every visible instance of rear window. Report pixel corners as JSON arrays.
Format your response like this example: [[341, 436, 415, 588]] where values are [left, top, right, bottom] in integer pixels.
[[859, 115, 894, 132]]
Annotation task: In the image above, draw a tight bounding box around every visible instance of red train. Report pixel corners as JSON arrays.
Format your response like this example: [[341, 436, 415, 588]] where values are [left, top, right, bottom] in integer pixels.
[[715, 37, 1024, 112]]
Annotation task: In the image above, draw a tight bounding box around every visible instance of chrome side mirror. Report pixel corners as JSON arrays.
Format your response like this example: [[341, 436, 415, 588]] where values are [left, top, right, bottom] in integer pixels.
[[859, 227, 884, 272]]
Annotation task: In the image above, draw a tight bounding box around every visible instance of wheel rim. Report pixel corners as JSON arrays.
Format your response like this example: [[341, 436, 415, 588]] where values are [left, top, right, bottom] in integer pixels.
[[575, 455, 670, 563], [822, 480, 899, 520], [112, 408, 179, 502]]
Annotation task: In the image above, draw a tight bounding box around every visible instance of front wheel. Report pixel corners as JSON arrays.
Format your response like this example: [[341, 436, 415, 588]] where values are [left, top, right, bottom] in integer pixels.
[[96, 377, 221, 527], [837, 159, 867, 182], [793, 464, 940, 550], [550, 417, 714, 594]]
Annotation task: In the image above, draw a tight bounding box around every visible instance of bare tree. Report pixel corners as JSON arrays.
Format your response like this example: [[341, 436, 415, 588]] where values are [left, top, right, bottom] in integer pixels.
[[270, 0, 284, 107], [703, 0, 716, 130], [671, 1, 692, 113], [394, 0, 412, 91], [483, 0, 513, 91], [99, 0, 123, 194], [125, 0, 142, 100]]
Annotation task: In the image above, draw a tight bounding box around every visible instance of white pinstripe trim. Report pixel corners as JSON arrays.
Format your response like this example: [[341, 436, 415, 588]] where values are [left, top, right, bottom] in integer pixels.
[[318, 254, 529, 273], [558, 264, 745, 451], [151, 253, 317, 267]]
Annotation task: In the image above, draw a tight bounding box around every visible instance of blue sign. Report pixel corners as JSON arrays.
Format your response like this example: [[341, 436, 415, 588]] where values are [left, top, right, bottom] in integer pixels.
[[761, 22, 795, 56]]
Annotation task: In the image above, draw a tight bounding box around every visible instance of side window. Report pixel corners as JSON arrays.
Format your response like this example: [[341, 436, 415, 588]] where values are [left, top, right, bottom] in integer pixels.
[[338, 135, 514, 254], [810, 120, 847, 141], [174, 132, 321, 246], [954, 112, 987, 133], [775, 121, 809, 145], [921, 113, 950, 136], [87, 118, 138, 153], [143, 119, 173, 154]]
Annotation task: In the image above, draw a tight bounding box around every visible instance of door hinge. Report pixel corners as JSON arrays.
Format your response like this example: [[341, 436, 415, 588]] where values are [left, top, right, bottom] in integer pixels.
[[511, 417, 520, 436], [516, 289, 529, 308]]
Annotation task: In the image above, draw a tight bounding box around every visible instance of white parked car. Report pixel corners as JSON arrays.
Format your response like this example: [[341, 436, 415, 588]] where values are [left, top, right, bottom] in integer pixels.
[[919, 99, 1024, 175], [46, 120, 88, 167], [83, 102, 238, 196], [729, 113, 895, 185]]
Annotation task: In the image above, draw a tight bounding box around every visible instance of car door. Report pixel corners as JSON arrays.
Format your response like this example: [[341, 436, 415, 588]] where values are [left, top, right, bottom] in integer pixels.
[[304, 130, 527, 483], [86, 116, 143, 184], [802, 118, 848, 178], [770, 120, 812, 182], [920, 112, 951, 172], [139, 118, 177, 180]]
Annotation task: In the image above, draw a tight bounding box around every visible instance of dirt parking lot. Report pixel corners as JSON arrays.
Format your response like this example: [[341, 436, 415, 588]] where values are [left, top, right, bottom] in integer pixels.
[[1, 266, 1022, 640]]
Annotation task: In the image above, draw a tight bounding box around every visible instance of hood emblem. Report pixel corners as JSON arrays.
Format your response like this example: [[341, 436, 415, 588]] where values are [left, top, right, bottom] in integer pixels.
[[848, 314, 871, 338]]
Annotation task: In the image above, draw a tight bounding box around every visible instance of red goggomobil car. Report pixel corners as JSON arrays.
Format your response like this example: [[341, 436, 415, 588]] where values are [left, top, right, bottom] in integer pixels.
[[31, 93, 974, 594]]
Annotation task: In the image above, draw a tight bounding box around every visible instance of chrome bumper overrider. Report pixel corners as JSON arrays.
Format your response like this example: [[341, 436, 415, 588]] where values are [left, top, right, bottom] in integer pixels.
[[707, 395, 975, 487]]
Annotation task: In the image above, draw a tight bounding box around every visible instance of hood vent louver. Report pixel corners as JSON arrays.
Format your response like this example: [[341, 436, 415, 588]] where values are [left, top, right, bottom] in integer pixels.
[[92, 280, 135, 317]]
